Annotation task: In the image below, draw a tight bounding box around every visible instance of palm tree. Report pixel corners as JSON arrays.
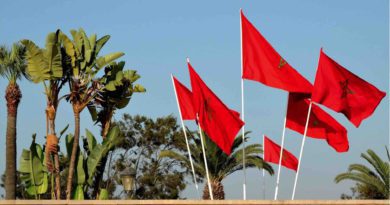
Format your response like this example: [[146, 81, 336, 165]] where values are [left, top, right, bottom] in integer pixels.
[[0, 43, 28, 199], [335, 147, 389, 199], [21, 30, 69, 199], [160, 131, 273, 199], [60, 28, 124, 199]]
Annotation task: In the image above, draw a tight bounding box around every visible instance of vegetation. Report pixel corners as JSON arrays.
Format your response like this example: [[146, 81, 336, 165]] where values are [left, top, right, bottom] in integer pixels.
[[160, 131, 274, 199], [110, 114, 190, 199], [335, 147, 389, 199], [0, 43, 28, 199]]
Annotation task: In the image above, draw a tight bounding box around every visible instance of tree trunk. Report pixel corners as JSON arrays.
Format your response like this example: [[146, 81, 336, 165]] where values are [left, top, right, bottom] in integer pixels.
[[47, 105, 61, 199], [5, 83, 21, 200], [202, 180, 225, 200], [66, 108, 81, 199]]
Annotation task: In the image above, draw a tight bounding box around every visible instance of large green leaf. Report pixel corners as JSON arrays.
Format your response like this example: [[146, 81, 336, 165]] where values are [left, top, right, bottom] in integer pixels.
[[20, 40, 49, 83], [72, 184, 85, 200], [44, 30, 63, 79], [75, 151, 86, 185], [86, 144, 104, 185], [95, 52, 124, 69], [85, 128, 97, 152], [98, 188, 109, 200], [18, 135, 49, 197], [66, 133, 74, 157]]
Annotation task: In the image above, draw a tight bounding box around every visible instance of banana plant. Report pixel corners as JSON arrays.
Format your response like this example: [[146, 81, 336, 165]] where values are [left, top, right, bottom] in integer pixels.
[[19, 134, 49, 199], [21, 30, 69, 199], [87, 61, 145, 197], [60, 28, 125, 199], [65, 126, 123, 199]]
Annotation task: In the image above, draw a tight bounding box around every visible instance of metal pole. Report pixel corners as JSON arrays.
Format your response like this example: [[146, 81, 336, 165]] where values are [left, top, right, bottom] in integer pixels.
[[291, 101, 313, 200], [240, 8, 247, 200], [170, 74, 200, 198]]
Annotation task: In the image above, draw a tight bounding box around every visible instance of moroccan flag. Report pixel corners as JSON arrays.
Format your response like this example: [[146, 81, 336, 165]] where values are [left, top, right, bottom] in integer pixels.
[[312, 49, 386, 127], [241, 10, 312, 94], [263, 135, 298, 171], [172, 75, 196, 120], [188, 62, 245, 155], [286, 93, 349, 152]]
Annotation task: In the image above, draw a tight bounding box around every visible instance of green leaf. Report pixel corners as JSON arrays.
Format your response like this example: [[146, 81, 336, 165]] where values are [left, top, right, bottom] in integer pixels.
[[18, 135, 49, 196], [85, 129, 97, 151], [87, 105, 98, 122], [20, 40, 49, 83], [75, 151, 86, 185], [95, 35, 110, 55], [44, 30, 63, 79], [86, 144, 104, 185], [133, 84, 146, 92], [59, 124, 69, 138], [72, 184, 85, 200], [66, 134, 74, 157], [98, 188, 109, 200], [95, 52, 124, 69]]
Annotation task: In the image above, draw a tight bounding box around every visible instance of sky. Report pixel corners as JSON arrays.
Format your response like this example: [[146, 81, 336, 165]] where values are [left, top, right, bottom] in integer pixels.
[[0, 0, 388, 200]]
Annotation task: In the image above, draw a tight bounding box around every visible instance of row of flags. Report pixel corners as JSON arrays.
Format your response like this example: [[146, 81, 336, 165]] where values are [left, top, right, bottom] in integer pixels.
[[171, 9, 386, 200]]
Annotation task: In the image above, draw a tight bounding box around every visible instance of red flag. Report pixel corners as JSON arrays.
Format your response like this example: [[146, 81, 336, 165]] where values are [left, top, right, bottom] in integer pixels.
[[189, 62, 244, 155], [312, 49, 386, 127], [241, 10, 312, 94], [264, 135, 298, 171], [286, 93, 349, 152], [172, 75, 196, 120]]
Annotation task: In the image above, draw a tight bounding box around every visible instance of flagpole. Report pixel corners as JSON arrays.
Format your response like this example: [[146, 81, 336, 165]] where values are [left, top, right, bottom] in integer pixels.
[[291, 100, 313, 200], [274, 93, 289, 200], [198, 119, 214, 200], [170, 74, 200, 198], [239, 8, 247, 200], [262, 134, 266, 200]]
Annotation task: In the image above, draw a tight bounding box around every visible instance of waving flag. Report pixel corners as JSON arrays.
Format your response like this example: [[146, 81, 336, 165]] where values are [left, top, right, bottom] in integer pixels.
[[189, 62, 244, 155], [312, 49, 386, 127], [241, 10, 312, 94], [286, 93, 349, 152], [172, 76, 196, 120], [264, 135, 298, 171]]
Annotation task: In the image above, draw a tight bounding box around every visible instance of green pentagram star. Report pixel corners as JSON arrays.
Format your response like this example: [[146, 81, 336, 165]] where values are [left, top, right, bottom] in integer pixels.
[[278, 57, 287, 69], [339, 79, 354, 98]]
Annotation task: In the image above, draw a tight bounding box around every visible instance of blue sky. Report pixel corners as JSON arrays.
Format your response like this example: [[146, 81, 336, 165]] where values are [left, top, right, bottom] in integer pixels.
[[0, 0, 388, 200]]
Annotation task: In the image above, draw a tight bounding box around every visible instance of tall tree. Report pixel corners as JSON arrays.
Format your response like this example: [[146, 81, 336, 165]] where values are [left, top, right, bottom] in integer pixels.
[[160, 131, 274, 199], [0, 43, 28, 199], [109, 114, 190, 199], [21, 30, 69, 199], [60, 28, 124, 199], [335, 147, 389, 199]]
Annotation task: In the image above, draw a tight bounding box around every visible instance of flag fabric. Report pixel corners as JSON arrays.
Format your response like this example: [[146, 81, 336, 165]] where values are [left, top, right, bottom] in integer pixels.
[[263, 135, 298, 171], [312, 49, 386, 127], [188, 62, 245, 155], [172, 76, 196, 120], [286, 93, 349, 152], [241, 10, 312, 94]]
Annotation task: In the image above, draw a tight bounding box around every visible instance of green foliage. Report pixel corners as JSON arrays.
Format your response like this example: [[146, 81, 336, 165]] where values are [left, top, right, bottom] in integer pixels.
[[160, 131, 273, 183], [108, 114, 189, 199], [18, 134, 49, 198], [0, 43, 28, 83], [21, 30, 63, 83], [335, 147, 390, 199]]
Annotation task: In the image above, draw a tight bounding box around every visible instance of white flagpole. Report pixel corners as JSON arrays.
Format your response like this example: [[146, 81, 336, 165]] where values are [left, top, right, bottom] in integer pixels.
[[170, 74, 200, 198], [240, 8, 247, 200], [291, 100, 313, 200], [262, 134, 266, 200], [274, 94, 290, 200], [198, 120, 214, 200]]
